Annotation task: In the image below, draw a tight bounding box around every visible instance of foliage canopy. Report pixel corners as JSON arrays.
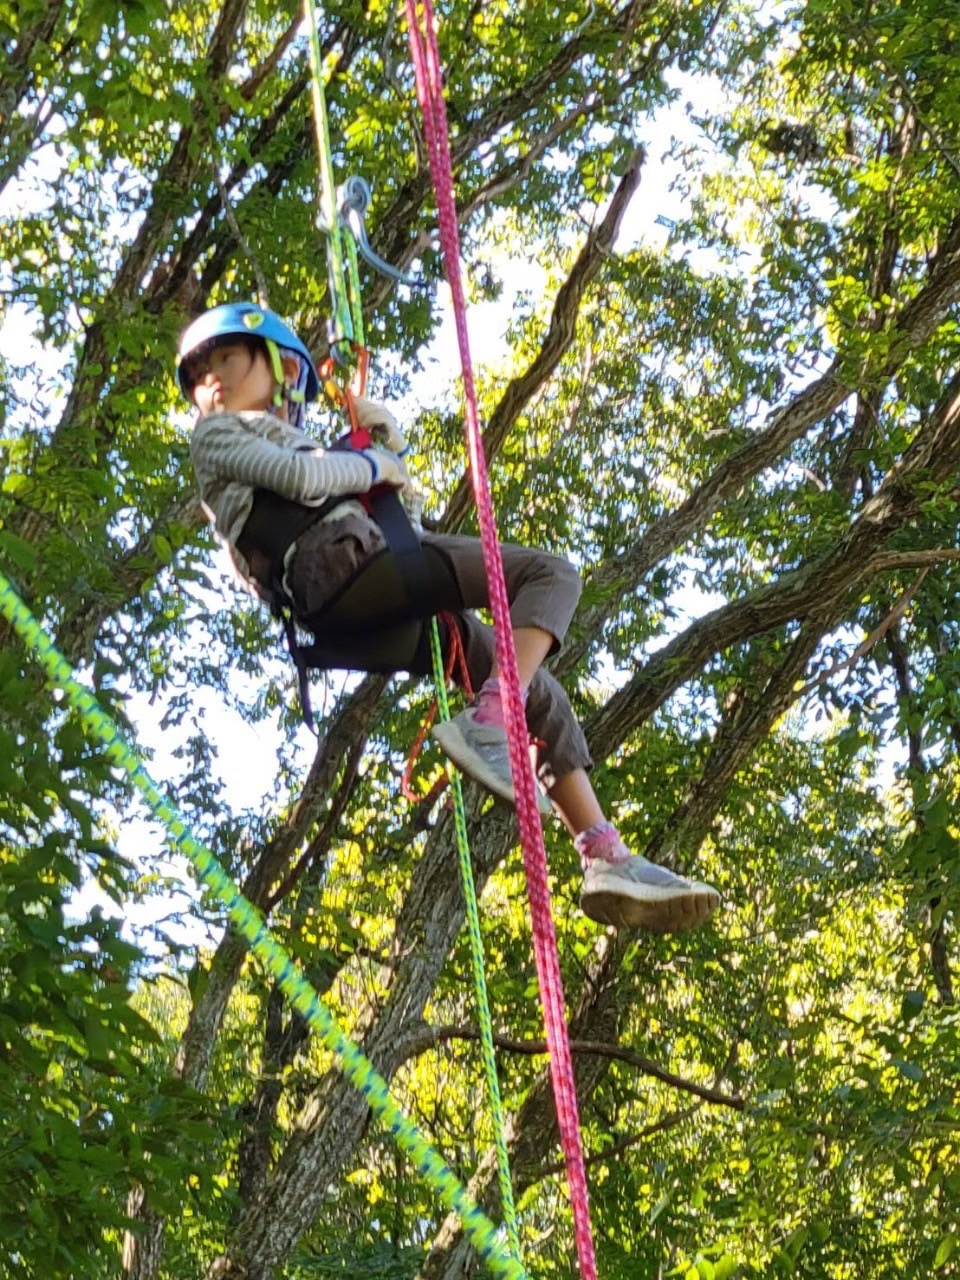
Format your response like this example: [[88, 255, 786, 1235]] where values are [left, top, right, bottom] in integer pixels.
[[1, 0, 959, 1277]]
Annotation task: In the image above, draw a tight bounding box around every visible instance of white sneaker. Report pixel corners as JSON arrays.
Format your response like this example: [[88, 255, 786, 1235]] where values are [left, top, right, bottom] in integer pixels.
[[432, 707, 552, 815], [581, 854, 720, 934]]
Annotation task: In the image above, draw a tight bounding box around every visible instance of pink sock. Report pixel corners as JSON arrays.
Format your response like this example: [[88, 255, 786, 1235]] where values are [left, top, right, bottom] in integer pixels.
[[574, 821, 630, 867], [472, 677, 527, 728]]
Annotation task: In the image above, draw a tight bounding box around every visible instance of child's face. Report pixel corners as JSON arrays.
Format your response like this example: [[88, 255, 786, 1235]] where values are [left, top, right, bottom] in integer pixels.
[[185, 340, 278, 416]]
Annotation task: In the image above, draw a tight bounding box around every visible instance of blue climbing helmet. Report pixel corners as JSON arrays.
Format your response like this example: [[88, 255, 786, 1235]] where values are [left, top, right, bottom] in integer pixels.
[[176, 302, 320, 427]]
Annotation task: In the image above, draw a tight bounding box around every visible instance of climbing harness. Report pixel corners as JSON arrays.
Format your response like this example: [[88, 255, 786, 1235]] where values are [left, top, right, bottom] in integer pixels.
[[403, 2, 598, 1274], [0, 571, 525, 1280], [236, 488, 462, 726]]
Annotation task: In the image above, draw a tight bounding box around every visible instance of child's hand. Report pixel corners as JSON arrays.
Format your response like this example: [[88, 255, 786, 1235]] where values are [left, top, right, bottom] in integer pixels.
[[361, 446, 412, 493], [353, 396, 408, 456]]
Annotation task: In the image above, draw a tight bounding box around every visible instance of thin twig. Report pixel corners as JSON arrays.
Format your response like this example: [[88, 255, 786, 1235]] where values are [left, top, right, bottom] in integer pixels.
[[539, 1105, 702, 1178], [866, 549, 960, 572], [889, 69, 960, 185], [212, 162, 272, 307], [238, 12, 302, 103], [797, 568, 929, 701], [263, 731, 366, 910], [422, 1025, 746, 1109]]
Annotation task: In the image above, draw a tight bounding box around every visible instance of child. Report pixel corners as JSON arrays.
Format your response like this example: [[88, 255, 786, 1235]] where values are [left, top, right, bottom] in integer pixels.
[[178, 302, 720, 934]]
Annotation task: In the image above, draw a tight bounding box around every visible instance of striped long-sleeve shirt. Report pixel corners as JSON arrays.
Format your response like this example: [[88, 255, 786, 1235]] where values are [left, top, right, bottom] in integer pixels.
[[190, 409, 374, 586]]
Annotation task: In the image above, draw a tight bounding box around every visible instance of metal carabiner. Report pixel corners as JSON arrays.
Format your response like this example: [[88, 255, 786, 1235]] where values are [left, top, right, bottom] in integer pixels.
[[337, 175, 425, 289], [319, 345, 369, 412]]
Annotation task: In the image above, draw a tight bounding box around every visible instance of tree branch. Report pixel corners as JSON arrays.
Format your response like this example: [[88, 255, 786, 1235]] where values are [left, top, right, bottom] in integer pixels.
[[262, 722, 368, 910], [887, 67, 960, 184], [539, 1105, 702, 1179], [559, 217, 960, 675], [440, 145, 646, 530], [0, 1, 66, 195], [586, 370, 960, 758], [795, 570, 929, 702], [646, 624, 825, 868], [409, 1024, 745, 1109], [884, 624, 955, 1006], [237, 12, 302, 102], [368, 0, 659, 294], [242, 674, 388, 908], [122, 673, 386, 1280], [209, 802, 523, 1277], [415, 930, 632, 1280], [865, 549, 960, 573]]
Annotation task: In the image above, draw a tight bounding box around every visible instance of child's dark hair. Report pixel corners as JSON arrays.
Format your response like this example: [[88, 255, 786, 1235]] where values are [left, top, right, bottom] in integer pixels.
[[178, 332, 266, 395]]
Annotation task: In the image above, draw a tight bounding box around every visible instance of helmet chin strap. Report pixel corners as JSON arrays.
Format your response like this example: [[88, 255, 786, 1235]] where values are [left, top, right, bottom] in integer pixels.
[[266, 339, 306, 420]]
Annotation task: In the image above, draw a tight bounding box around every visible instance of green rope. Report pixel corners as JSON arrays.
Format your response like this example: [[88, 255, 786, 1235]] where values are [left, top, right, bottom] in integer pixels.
[[0, 569, 526, 1280], [302, 0, 354, 364], [428, 619, 522, 1262]]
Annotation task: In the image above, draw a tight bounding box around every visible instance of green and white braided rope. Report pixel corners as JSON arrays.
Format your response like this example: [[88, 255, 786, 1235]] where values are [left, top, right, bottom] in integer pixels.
[[0, 570, 526, 1280]]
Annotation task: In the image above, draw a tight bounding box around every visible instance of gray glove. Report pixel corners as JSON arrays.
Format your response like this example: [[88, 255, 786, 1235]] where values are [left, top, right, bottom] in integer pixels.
[[360, 446, 412, 492], [353, 396, 409, 455]]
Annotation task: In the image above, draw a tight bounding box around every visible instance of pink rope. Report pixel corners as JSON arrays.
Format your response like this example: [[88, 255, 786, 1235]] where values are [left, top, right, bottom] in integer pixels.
[[403, 5, 598, 1276]]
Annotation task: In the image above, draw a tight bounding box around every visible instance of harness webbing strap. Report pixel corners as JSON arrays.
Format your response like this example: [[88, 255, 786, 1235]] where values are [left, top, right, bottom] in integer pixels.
[[235, 488, 347, 731], [0, 568, 527, 1280], [235, 484, 436, 726], [403, 5, 598, 1276], [367, 487, 436, 615]]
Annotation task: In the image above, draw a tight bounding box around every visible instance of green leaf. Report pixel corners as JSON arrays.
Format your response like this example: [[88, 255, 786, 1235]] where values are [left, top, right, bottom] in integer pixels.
[[935, 1234, 956, 1268], [649, 1191, 671, 1224], [890, 1058, 924, 1082], [900, 989, 925, 1022], [0, 529, 38, 572]]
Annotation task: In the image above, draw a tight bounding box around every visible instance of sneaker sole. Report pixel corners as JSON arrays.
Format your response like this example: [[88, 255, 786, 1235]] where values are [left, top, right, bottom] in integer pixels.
[[432, 719, 552, 816], [581, 875, 720, 935]]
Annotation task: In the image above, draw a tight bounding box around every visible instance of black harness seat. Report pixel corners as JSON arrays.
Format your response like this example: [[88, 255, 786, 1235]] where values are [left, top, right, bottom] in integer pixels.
[[236, 486, 463, 723]]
